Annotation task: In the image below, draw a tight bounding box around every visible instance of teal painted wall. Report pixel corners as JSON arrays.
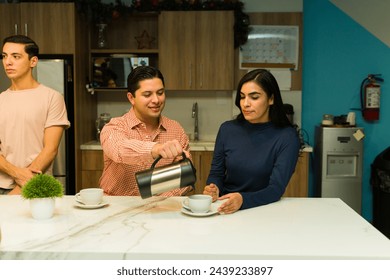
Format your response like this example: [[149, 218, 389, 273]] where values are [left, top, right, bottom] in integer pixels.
[[303, 0, 390, 221]]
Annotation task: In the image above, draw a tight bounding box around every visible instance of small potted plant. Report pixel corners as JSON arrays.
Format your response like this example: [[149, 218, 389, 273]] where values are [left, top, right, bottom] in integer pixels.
[[21, 174, 64, 220]]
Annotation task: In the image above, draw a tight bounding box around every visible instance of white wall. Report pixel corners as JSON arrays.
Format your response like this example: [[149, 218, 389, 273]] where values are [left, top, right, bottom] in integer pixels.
[[330, 0, 390, 47], [241, 0, 302, 12]]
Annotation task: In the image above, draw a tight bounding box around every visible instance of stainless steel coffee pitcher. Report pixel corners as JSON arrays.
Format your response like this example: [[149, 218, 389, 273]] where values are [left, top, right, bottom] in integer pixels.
[[135, 153, 196, 199]]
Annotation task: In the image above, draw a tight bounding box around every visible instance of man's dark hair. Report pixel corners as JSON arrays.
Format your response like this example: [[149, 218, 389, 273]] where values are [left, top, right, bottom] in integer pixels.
[[127, 66, 165, 95], [2, 35, 39, 59]]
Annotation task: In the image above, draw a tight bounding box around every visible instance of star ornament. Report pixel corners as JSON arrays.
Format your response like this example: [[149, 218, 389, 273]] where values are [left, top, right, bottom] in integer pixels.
[[135, 30, 155, 49]]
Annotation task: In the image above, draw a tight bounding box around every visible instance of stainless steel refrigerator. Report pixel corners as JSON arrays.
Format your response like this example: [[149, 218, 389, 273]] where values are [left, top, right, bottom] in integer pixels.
[[0, 55, 75, 194]]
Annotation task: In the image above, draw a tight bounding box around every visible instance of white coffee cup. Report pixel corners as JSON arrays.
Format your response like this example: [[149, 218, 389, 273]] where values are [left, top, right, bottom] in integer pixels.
[[188, 194, 212, 213], [76, 188, 103, 205]]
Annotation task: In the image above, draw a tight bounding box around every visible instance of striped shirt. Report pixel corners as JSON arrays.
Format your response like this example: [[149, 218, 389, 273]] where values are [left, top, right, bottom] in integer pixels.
[[99, 108, 192, 196]]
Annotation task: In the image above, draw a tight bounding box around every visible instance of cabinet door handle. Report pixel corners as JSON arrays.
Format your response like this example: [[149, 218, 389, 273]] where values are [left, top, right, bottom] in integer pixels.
[[24, 23, 28, 36]]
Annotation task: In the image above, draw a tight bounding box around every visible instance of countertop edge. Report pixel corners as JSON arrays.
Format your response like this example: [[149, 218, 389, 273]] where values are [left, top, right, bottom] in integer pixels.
[[80, 141, 313, 152]]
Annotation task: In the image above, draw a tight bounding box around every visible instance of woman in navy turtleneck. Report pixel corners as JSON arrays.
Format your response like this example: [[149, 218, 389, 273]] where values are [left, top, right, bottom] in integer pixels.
[[204, 69, 301, 214]]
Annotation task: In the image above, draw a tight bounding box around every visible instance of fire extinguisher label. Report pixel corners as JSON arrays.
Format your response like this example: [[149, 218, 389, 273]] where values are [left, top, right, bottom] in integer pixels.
[[366, 87, 380, 108]]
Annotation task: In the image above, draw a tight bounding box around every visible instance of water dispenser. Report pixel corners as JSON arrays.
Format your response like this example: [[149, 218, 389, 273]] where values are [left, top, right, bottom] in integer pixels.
[[314, 126, 364, 213]]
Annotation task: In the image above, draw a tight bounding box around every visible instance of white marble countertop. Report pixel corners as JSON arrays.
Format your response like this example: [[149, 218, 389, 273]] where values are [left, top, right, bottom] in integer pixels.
[[80, 140, 313, 152], [0, 196, 389, 260]]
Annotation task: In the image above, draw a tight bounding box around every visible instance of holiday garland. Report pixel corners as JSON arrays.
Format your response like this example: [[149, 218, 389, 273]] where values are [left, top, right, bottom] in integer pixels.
[[75, 0, 250, 48]]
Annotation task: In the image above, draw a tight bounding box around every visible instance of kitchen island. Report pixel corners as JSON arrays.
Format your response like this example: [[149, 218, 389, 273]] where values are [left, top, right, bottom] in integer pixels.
[[1, 196, 389, 260]]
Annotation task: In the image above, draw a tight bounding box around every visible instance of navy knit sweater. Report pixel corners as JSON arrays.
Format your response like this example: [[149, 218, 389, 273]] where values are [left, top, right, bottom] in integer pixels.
[[206, 120, 301, 210]]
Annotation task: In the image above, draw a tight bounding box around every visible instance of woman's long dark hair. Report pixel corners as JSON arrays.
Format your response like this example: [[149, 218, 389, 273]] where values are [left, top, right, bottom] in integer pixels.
[[235, 69, 292, 127]]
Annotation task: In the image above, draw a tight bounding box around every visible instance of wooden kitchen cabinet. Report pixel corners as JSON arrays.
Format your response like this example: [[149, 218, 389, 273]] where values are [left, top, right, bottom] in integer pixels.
[[0, 3, 75, 54], [187, 151, 213, 195], [80, 150, 104, 193], [89, 13, 159, 92], [283, 152, 309, 197], [0, 4, 19, 41], [91, 13, 158, 50], [159, 11, 234, 90]]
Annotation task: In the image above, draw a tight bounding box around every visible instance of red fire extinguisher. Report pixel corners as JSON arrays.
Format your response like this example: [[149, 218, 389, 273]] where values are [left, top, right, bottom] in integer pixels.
[[360, 74, 384, 121]]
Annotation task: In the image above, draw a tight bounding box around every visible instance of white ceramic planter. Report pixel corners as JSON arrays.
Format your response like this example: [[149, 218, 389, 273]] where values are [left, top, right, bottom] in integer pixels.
[[29, 198, 55, 220]]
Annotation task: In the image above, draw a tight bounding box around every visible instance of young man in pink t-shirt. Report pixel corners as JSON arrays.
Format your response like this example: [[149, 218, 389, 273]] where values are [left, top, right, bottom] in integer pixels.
[[0, 35, 70, 195]]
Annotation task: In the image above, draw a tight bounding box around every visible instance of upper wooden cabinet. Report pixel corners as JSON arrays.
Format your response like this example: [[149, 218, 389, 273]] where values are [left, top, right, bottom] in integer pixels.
[[89, 13, 159, 91], [0, 4, 19, 40], [159, 11, 234, 90], [0, 3, 75, 54], [90, 13, 158, 51]]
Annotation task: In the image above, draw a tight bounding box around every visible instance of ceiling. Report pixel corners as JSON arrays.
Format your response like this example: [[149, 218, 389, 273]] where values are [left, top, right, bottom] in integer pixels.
[[331, 0, 390, 47]]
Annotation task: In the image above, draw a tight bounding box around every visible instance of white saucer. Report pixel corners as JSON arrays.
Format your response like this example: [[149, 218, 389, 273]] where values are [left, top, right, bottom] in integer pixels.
[[74, 199, 109, 209], [181, 207, 218, 217], [181, 199, 219, 217], [182, 199, 191, 211]]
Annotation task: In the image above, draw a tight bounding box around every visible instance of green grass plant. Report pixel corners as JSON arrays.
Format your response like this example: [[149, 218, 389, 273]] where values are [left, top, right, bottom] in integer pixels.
[[21, 174, 64, 199]]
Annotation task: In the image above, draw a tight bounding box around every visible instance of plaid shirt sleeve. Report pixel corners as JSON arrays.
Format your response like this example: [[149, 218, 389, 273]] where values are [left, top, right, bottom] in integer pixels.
[[99, 110, 192, 196]]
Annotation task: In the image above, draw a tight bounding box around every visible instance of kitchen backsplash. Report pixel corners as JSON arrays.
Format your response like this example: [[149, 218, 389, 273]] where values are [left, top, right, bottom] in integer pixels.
[[97, 90, 302, 142]]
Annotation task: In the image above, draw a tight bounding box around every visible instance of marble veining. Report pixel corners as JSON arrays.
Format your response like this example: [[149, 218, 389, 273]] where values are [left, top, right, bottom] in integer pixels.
[[0, 196, 389, 260]]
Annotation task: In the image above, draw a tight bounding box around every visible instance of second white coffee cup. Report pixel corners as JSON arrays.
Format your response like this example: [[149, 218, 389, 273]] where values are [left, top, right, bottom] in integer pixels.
[[76, 188, 103, 205], [188, 194, 212, 213]]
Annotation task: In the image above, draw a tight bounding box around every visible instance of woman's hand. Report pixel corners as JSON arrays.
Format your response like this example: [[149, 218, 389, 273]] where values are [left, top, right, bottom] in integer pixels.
[[203, 183, 219, 202], [217, 193, 243, 214]]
